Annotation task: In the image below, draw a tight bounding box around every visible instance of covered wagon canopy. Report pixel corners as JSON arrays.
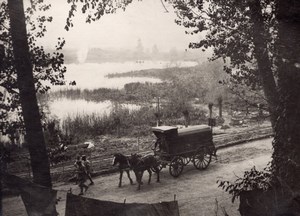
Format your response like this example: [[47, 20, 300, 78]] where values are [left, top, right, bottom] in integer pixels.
[[152, 126, 178, 137], [152, 125, 211, 137], [177, 125, 211, 136], [152, 125, 214, 156]]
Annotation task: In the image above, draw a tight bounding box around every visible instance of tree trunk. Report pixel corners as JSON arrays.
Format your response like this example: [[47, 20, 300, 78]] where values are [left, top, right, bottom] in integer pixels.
[[248, 0, 279, 128], [7, 0, 52, 188], [272, 0, 300, 190]]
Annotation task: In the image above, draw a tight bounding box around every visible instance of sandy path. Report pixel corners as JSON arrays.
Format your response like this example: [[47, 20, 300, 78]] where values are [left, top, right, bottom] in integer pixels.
[[2, 138, 273, 216]]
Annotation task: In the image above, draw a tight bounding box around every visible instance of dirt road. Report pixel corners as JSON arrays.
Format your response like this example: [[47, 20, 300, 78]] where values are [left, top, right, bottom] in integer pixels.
[[2, 138, 273, 216]]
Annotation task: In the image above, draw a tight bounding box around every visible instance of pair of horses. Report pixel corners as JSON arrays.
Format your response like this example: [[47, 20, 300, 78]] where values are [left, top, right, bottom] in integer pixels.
[[112, 153, 161, 190]]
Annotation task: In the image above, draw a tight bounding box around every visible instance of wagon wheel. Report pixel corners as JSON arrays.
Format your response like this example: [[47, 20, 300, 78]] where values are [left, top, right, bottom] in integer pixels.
[[169, 156, 184, 177], [193, 148, 212, 170], [182, 157, 191, 166]]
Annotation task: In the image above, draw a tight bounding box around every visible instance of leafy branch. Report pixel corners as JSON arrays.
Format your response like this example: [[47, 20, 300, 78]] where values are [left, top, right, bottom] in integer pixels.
[[217, 166, 272, 203]]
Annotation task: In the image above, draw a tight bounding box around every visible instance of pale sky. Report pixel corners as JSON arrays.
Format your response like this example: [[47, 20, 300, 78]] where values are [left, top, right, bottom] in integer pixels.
[[32, 0, 203, 52]]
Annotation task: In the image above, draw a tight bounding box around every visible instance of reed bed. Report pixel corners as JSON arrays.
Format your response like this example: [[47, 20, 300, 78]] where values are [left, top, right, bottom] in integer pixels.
[[59, 105, 208, 143]]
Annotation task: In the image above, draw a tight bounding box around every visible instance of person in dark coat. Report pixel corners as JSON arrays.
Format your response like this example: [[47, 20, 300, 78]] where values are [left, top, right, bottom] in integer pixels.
[[82, 155, 94, 185], [76, 160, 88, 195], [73, 156, 81, 184]]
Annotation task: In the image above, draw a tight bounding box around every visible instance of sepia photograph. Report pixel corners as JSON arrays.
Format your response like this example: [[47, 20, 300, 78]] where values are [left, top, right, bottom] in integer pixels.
[[1, 0, 300, 215]]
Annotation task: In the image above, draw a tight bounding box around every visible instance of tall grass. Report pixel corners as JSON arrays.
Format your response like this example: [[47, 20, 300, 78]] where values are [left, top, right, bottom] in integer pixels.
[[60, 106, 154, 141], [59, 105, 208, 143], [62, 113, 114, 140]]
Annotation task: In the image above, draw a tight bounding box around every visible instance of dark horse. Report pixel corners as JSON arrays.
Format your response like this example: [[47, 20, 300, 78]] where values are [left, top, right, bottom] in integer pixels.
[[112, 153, 135, 187], [130, 154, 161, 190]]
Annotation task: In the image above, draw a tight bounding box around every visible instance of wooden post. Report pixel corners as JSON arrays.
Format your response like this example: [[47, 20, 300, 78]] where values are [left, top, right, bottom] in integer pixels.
[[217, 96, 223, 118], [208, 103, 213, 119], [156, 97, 160, 126]]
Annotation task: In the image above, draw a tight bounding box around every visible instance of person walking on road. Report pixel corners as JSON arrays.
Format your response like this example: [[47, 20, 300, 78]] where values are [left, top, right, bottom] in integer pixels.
[[82, 155, 94, 185], [76, 160, 89, 195], [73, 155, 81, 184]]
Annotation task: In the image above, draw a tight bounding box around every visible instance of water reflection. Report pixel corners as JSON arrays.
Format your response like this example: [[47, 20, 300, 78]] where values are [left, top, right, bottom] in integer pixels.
[[49, 98, 140, 120]]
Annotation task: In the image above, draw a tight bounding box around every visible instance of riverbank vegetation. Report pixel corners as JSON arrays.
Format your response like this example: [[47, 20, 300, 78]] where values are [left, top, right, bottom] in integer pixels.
[[39, 60, 268, 146]]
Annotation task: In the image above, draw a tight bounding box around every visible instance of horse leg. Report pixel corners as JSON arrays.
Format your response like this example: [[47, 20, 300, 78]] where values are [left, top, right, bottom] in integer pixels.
[[137, 181, 141, 190], [134, 170, 141, 190], [147, 169, 152, 185], [126, 170, 133, 185], [119, 170, 123, 187], [137, 173, 141, 190], [155, 167, 160, 182]]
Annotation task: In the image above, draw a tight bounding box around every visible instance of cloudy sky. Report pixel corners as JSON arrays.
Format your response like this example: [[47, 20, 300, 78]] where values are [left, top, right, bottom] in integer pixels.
[[33, 0, 202, 52]]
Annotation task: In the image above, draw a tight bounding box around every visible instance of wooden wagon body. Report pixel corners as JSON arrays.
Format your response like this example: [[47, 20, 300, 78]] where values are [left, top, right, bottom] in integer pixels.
[[152, 125, 216, 177]]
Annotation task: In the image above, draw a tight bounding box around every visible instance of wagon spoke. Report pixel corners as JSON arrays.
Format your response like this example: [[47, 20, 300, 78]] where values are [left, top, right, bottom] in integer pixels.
[[173, 169, 179, 176], [199, 161, 204, 168], [200, 161, 205, 167], [182, 157, 191, 166], [203, 157, 209, 163]]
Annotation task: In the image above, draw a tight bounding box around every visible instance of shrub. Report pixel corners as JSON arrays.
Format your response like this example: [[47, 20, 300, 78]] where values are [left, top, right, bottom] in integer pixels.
[[217, 166, 272, 203]]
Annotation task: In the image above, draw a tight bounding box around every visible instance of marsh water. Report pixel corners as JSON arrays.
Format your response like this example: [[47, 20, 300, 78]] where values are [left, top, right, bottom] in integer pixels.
[[48, 60, 197, 119]]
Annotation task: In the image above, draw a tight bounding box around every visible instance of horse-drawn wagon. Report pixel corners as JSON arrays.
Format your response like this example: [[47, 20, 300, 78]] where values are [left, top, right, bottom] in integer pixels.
[[152, 125, 216, 177]]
